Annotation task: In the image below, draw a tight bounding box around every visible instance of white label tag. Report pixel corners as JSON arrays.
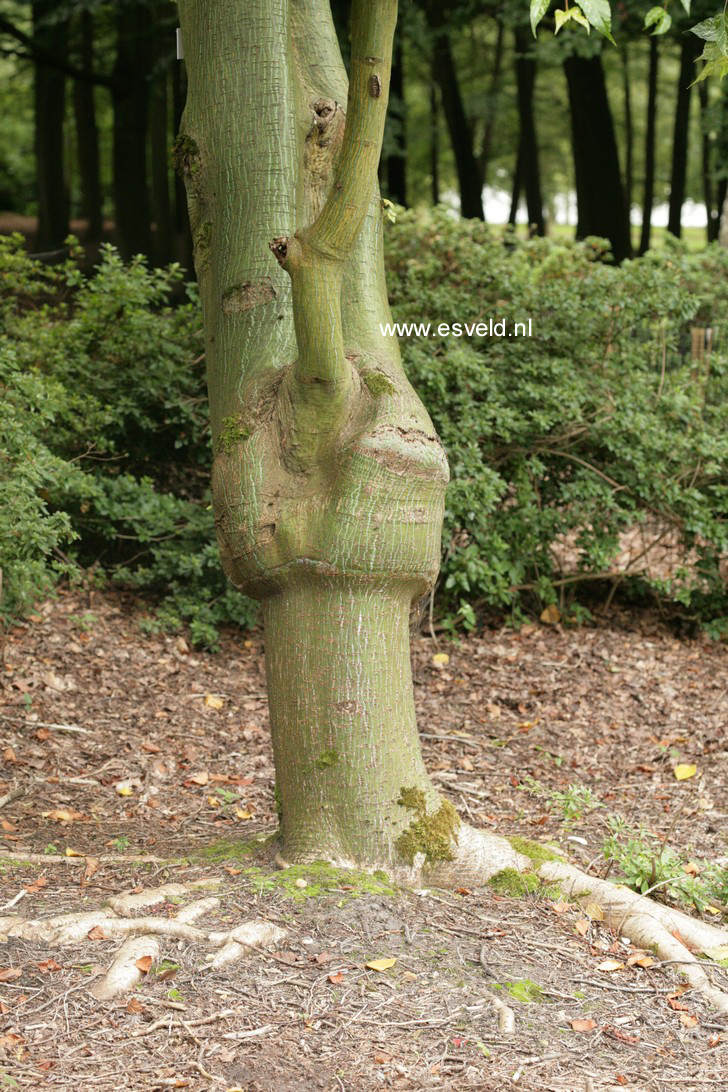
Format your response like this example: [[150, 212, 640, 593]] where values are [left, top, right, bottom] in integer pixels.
[[176, 28, 184, 60]]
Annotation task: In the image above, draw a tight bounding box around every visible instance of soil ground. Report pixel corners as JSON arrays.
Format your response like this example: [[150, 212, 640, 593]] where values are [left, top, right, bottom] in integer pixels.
[[0, 589, 726, 1091]]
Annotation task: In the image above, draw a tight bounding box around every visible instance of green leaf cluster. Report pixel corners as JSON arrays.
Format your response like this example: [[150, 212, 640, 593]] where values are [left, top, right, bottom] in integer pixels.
[[385, 210, 728, 634], [0, 235, 256, 645]]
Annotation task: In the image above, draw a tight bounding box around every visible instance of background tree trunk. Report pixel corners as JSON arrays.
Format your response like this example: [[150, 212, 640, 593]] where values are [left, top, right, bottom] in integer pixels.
[[509, 140, 523, 227], [32, 0, 68, 251], [477, 21, 505, 188], [513, 27, 544, 235], [698, 80, 715, 243], [621, 44, 633, 228], [667, 34, 700, 239], [564, 52, 631, 261], [385, 31, 406, 205], [73, 10, 102, 243], [112, 2, 153, 258], [429, 22, 484, 219], [430, 66, 440, 205], [639, 36, 659, 255]]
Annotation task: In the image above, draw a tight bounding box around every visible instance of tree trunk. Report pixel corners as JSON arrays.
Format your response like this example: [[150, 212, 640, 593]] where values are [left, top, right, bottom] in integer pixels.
[[564, 52, 631, 261], [698, 80, 716, 242], [385, 31, 406, 205], [478, 21, 505, 187], [667, 34, 700, 238], [429, 23, 484, 219], [164, 1, 728, 1003], [639, 37, 659, 255], [621, 44, 633, 227], [430, 66, 440, 205], [32, 1, 68, 251], [176, 0, 458, 873], [112, 3, 153, 258], [72, 10, 103, 243], [150, 63, 175, 265], [513, 27, 544, 236], [509, 141, 523, 227]]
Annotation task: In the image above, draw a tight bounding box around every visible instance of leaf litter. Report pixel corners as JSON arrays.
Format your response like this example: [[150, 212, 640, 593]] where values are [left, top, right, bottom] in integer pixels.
[[0, 588, 725, 1089]]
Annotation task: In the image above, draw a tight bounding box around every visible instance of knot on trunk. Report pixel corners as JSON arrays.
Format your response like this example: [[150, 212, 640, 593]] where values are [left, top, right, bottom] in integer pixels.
[[311, 98, 342, 136]]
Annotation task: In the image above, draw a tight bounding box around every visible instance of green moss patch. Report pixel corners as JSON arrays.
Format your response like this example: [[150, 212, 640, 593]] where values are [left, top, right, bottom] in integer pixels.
[[363, 372, 396, 397], [191, 836, 262, 863], [507, 836, 562, 865], [395, 787, 459, 866], [496, 978, 547, 1003], [245, 860, 397, 902], [314, 749, 339, 770], [488, 868, 541, 897], [216, 415, 250, 455]]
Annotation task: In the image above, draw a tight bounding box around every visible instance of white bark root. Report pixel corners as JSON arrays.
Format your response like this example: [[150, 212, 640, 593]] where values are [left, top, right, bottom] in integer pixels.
[[488, 992, 516, 1034], [90, 935, 161, 1001], [107, 880, 221, 916], [540, 860, 728, 1015], [205, 921, 288, 970]]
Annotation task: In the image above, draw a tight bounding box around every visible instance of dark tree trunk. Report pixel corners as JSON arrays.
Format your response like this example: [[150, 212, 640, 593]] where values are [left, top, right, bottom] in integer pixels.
[[478, 21, 505, 187], [564, 52, 631, 261], [667, 34, 701, 238], [172, 58, 193, 271], [622, 44, 633, 224], [73, 10, 103, 242], [509, 140, 523, 226], [514, 27, 544, 235], [430, 26, 483, 219], [112, 3, 153, 258], [640, 36, 659, 255], [32, 1, 69, 251], [385, 32, 406, 205], [430, 69, 440, 206], [698, 80, 716, 242], [150, 71, 174, 265]]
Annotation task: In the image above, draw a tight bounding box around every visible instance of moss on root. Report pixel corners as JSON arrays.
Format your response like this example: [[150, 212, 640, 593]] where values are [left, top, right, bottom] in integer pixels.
[[395, 787, 459, 867], [488, 868, 541, 897], [507, 836, 562, 865]]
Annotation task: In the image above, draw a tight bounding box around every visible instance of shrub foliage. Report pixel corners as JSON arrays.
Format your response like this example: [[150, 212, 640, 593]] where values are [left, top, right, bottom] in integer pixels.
[[1, 219, 726, 642]]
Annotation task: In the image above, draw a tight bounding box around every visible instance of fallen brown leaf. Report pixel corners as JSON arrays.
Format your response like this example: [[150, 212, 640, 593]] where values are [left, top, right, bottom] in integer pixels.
[[36, 960, 62, 973], [135, 956, 153, 974], [570, 1019, 597, 1032]]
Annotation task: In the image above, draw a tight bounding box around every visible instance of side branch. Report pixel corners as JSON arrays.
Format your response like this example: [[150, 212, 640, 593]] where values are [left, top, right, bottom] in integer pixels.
[[307, 0, 397, 260]]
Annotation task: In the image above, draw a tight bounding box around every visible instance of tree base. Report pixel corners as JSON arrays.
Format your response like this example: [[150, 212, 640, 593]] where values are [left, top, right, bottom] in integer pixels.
[[3, 827, 727, 1013]]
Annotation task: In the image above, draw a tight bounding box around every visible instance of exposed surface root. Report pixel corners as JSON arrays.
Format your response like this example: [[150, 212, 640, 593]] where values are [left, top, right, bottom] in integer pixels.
[[3, 881, 287, 1001], [432, 825, 728, 1015], [541, 859, 728, 1014], [91, 936, 161, 1001]]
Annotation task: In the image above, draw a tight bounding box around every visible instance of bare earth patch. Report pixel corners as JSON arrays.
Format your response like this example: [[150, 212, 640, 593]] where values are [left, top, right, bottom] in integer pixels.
[[0, 590, 726, 1090]]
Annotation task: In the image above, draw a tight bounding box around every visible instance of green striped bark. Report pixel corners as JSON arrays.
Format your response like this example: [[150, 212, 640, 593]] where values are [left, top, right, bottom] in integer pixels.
[[177, 0, 452, 870]]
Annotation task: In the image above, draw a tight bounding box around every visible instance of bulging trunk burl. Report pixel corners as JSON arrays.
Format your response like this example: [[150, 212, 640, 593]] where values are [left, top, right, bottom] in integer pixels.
[[176, 0, 478, 877]]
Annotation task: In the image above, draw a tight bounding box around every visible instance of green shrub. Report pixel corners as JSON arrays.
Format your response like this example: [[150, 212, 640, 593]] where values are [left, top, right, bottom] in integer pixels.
[[0, 235, 256, 646], [1, 217, 726, 644], [386, 210, 728, 632]]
